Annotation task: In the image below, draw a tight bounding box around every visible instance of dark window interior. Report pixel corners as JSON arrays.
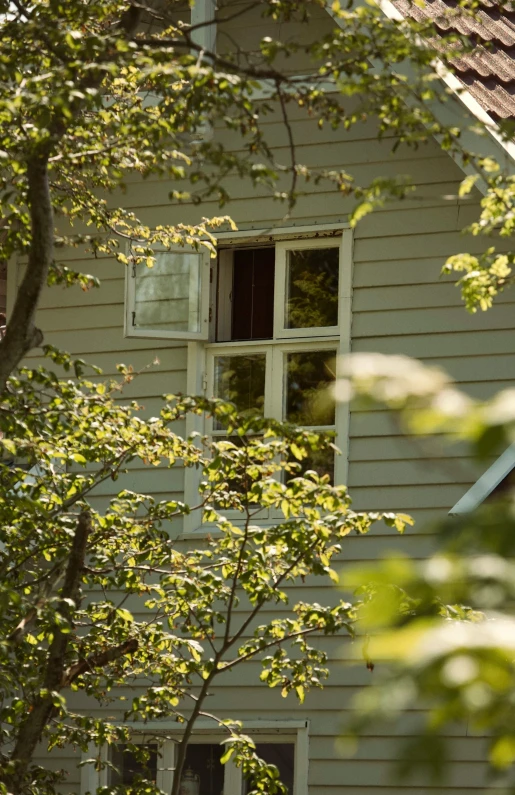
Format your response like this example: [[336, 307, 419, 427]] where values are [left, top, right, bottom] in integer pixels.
[[244, 743, 295, 794], [182, 743, 224, 795], [230, 247, 275, 341], [109, 743, 158, 785]]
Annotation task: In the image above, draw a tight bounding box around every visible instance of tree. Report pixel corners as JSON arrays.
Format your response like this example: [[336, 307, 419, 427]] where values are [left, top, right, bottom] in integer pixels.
[[2, 0, 515, 792], [0, 349, 411, 793], [1, 0, 508, 391], [339, 352, 515, 786]]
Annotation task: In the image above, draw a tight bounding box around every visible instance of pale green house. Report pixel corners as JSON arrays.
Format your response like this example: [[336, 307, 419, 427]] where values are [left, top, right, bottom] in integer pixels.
[[5, 0, 515, 792]]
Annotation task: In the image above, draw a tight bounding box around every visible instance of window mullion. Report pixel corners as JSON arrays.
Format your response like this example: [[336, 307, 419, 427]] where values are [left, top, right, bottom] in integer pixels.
[[267, 346, 283, 421], [224, 758, 242, 795]]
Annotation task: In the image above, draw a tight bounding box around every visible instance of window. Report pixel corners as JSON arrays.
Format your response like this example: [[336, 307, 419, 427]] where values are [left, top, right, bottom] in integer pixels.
[[201, 231, 352, 517], [80, 724, 308, 795], [125, 225, 353, 530], [125, 247, 211, 340]]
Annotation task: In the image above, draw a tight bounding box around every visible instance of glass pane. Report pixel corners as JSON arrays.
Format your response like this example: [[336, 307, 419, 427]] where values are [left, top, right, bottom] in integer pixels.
[[285, 350, 336, 426], [213, 354, 266, 430], [134, 250, 201, 333], [243, 743, 295, 794], [109, 743, 158, 785], [181, 744, 224, 795], [287, 445, 335, 485], [285, 247, 339, 329]]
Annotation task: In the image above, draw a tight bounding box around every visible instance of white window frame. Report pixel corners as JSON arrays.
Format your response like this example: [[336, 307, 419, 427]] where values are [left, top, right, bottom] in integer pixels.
[[274, 237, 344, 340], [80, 721, 308, 795], [183, 224, 353, 535], [124, 245, 211, 341]]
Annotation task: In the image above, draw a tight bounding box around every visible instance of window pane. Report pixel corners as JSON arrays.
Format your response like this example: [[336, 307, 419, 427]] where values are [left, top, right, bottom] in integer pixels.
[[232, 248, 275, 341], [285, 247, 339, 329], [243, 743, 295, 794], [181, 744, 224, 795], [285, 350, 336, 426], [109, 743, 158, 785], [134, 250, 201, 333], [288, 445, 335, 485], [213, 354, 266, 430]]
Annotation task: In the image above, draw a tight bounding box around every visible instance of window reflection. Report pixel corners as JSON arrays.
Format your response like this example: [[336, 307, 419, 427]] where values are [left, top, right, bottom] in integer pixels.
[[287, 445, 335, 485], [213, 354, 266, 430], [285, 247, 339, 329], [285, 350, 336, 426], [134, 250, 201, 333]]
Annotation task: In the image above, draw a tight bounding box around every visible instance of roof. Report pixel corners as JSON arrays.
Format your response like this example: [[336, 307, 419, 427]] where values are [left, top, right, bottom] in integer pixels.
[[393, 0, 515, 121]]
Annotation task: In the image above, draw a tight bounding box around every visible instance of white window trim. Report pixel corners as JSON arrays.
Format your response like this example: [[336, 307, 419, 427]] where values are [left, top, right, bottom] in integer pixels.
[[274, 236, 343, 340], [80, 720, 309, 795], [449, 443, 515, 515], [183, 223, 353, 535]]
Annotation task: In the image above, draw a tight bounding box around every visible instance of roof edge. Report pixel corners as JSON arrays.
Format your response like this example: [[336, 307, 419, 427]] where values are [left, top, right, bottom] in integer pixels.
[[449, 443, 515, 515], [377, 0, 515, 167]]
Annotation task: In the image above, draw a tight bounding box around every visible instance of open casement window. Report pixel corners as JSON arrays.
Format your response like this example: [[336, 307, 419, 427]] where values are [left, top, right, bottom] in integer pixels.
[[125, 246, 211, 341], [80, 723, 308, 795], [183, 227, 353, 533]]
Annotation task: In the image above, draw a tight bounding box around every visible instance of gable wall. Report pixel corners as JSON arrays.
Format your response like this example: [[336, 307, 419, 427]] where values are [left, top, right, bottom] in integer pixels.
[[15, 34, 515, 795]]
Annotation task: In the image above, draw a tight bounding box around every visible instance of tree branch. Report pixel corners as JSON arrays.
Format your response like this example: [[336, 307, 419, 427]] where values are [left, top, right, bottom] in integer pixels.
[[62, 638, 138, 687]]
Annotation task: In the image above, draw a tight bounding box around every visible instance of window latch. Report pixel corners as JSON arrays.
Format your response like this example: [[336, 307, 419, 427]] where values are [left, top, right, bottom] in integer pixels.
[[131, 311, 136, 327]]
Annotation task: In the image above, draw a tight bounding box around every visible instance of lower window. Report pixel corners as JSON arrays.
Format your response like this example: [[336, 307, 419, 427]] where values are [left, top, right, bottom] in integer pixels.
[[81, 727, 308, 795], [207, 341, 339, 484]]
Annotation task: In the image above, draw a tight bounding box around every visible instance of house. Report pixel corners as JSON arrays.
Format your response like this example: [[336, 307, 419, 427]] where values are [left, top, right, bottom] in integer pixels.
[[5, 0, 515, 792]]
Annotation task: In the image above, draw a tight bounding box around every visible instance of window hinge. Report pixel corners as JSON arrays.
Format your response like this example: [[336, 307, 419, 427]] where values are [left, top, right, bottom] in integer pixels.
[[201, 375, 208, 392], [131, 311, 136, 327], [131, 262, 136, 278]]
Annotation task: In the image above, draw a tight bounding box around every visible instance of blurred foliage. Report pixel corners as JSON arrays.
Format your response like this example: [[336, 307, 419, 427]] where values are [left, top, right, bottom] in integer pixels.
[[339, 353, 515, 789]]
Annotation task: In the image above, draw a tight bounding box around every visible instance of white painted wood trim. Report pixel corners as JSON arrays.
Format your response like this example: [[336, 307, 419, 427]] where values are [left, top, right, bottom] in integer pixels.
[[80, 721, 308, 794], [295, 725, 310, 795], [191, 0, 216, 54], [183, 341, 206, 533], [216, 249, 233, 342], [335, 228, 353, 488], [274, 235, 343, 341], [216, 222, 349, 244], [449, 443, 515, 515]]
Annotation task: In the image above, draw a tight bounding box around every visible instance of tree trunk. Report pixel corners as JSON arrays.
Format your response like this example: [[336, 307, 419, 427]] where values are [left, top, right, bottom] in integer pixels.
[[1, 512, 91, 793], [0, 155, 53, 393]]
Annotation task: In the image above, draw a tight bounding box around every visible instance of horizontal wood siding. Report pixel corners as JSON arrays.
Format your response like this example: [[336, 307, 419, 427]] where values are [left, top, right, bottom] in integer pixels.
[[23, 44, 509, 793]]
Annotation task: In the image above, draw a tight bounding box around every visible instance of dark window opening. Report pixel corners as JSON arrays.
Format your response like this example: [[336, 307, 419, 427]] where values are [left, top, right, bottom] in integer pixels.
[[109, 743, 158, 785], [243, 743, 295, 794], [219, 247, 275, 341], [182, 743, 224, 795]]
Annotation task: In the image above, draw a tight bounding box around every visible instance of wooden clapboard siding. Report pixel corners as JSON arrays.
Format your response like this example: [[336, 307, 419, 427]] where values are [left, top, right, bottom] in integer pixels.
[[21, 15, 512, 790]]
